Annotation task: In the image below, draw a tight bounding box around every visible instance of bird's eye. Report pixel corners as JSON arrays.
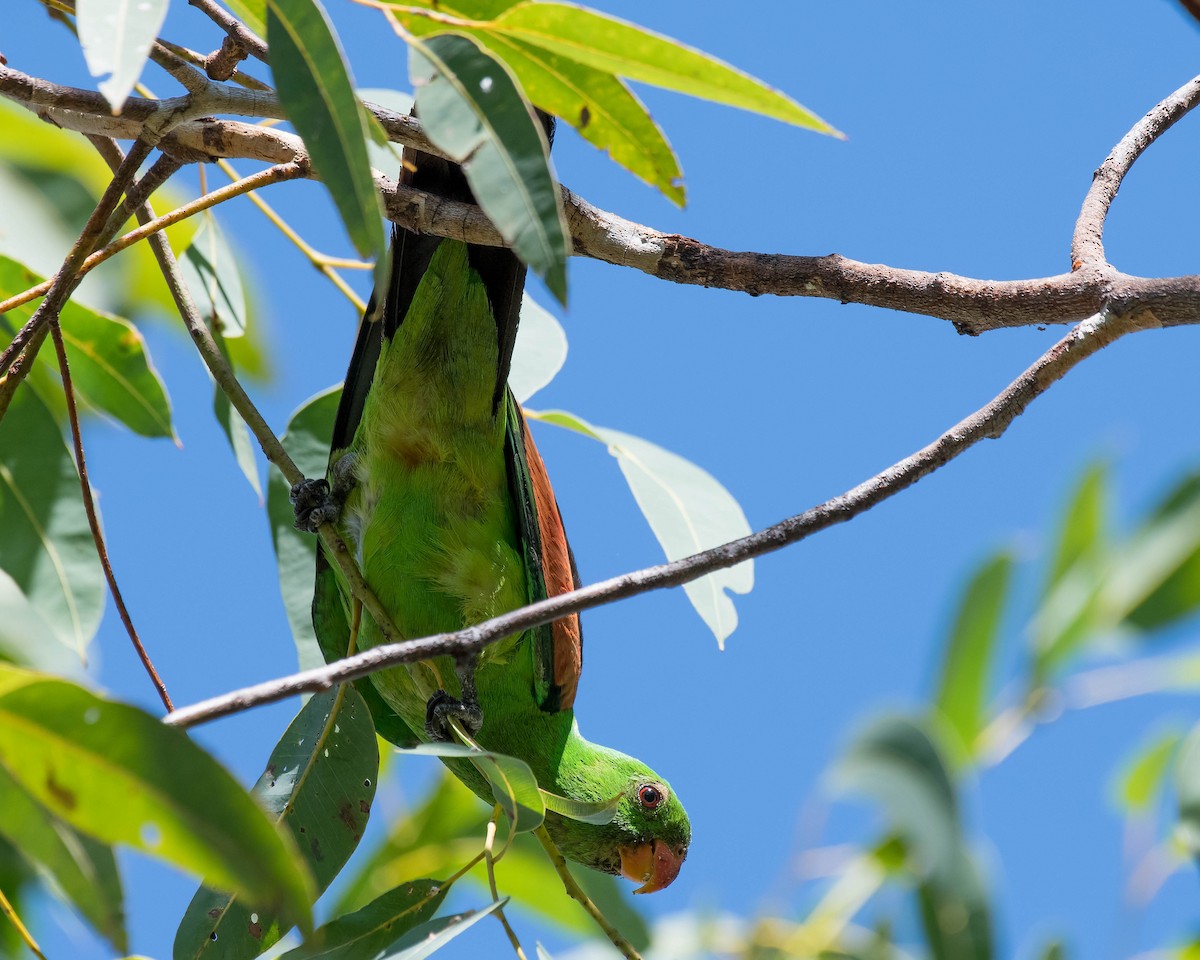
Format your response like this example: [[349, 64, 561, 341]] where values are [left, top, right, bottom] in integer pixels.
[[638, 785, 664, 809]]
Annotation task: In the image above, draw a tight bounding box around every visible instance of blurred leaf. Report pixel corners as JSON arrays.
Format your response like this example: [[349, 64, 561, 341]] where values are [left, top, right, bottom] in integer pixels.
[[267, 0, 385, 261], [0, 388, 104, 660], [1174, 721, 1200, 857], [0, 837, 34, 958], [1046, 462, 1107, 590], [535, 409, 753, 646], [379, 901, 505, 960], [1037, 939, 1066, 960], [916, 849, 993, 960], [403, 743, 545, 832], [181, 217, 248, 339], [277, 878, 449, 959], [409, 34, 569, 302], [76, 0, 169, 110], [934, 552, 1013, 760], [832, 716, 959, 879], [1118, 729, 1181, 815], [0, 764, 126, 950], [1, 256, 174, 440], [0, 664, 314, 932], [175, 686, 378, 960], [509, 294, 566, 404], [268, 387, 342, 672], [1121, 471, 1200, 632], [391, 4, 683, 204], [223, 0, 267, 36], [0, 568, 83, 676]]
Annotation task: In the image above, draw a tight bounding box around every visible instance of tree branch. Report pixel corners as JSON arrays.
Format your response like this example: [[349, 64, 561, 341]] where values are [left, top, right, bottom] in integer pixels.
[[163, 302, 1155, 729]]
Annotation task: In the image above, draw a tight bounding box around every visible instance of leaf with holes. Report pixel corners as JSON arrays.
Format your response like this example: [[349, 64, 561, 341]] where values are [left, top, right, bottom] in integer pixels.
[[174, 686, 377, 960], [0, 664, 314, 933]]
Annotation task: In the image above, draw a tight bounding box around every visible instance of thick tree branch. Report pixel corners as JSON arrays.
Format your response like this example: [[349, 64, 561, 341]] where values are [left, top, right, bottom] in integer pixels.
[[163, 303, 1155, 729], [5, 65, 1200, 335]]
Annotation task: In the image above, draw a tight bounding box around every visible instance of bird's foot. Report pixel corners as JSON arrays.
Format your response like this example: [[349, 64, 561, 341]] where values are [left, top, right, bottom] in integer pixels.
[[291, 454, 357, 532], [424, 656, 483, 742]]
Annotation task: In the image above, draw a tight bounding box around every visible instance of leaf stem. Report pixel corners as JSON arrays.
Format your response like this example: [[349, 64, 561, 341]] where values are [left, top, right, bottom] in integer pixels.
[[485, 810, 529, 960], [0, 886, 48, 960], [533, 825, 641, 960]]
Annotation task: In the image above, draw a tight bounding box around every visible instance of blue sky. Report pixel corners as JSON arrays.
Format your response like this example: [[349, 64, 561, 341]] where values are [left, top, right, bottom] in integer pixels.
[[6, 0, 1200, 957]]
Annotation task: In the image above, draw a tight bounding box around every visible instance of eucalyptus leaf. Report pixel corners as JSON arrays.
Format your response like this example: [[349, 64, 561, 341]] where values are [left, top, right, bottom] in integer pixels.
[[223, 0, 267, 36], [380, 901, 504, 960], [76, 0, 169, 110], [0, 763, 126, 951], [509, 294, 566, 404], [539, 787, 618, 825], [359, 88, 415, 175], [1117, 729, 1180, 815], [1046, 462, 1107, 591], [0, 664, 314, 932], [174, 686, 378, 960], [1176, 722, 1200, 857], [409, 34, 569, 302], [267, 0, 385, 261], [401, 743, 545, 832], [277, 878, 449, 959], [933, 551, 1012, 760], [0, 388, 104, 661], [181, 217, 248, 339], [211, 327, 262, 498], [534, 409, 753, 646]]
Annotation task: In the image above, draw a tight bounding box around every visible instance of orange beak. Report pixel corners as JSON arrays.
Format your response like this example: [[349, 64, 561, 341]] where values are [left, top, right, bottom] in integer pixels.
[[618, 839, 686, 894]]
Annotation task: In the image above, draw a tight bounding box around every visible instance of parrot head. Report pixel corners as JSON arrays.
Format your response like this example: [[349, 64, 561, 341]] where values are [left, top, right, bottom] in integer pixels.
[[546, 746, 690, 894]]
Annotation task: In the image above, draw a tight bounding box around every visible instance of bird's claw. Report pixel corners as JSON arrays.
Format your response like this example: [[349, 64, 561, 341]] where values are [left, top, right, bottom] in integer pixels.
[[425, 690, 484, 741], [291, 454, 358, 533]]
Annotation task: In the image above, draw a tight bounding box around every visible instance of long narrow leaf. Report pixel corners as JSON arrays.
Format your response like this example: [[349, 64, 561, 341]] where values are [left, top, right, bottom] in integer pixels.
[[76, 0, 169, 110]]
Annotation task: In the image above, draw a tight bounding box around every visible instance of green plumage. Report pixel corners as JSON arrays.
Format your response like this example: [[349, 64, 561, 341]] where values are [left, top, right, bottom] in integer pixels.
[[313, 205, 689, 886]]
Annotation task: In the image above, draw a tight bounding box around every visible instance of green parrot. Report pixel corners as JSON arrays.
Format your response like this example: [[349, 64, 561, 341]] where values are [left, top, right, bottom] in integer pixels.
[[292, 134, 690, 893]]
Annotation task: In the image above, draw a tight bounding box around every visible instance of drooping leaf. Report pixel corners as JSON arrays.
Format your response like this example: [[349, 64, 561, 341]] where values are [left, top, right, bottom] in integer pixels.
[[378, 901, 505, 960], [509, 294, 566, 404], [276, 878, 449, 959], [76, 0, 170, 110], [539, 788, 618, 825], [486, 3, 836, 134], [390, 5, 682, 203], [1117, 728, 1181, 816], [402, 743, 545, 832], [409, 34, 569, 302], [0, 665, 314, 932], [211, 327, 262, 498], [267, 387, 342, 672], [267, 0, 385, 261], [0, 388, 104, 661], [0, 763, 126, 950], [933, 551, 1013, 760], [0, 256, 174, 439], [174, 686, 378, 960], [181, 217, 249, 339], [534, 409, 753, 646]]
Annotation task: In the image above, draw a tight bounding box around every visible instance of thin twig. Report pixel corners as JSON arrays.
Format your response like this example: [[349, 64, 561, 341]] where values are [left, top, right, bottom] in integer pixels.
[[48, 318, 173, 709], [0, 886, 48, 960], [485, 810, 528, 960], [533, 825, 641, 960], [0, 162, 308, 319], [162, 304, 1154, 728]]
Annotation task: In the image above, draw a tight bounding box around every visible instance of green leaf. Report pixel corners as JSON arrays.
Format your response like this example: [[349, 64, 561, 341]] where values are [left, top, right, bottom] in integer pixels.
[[533, 410, 753, 646], [0, 388, 104, 660], [1121, 472, 1200, 632], [509, 294, 566, 404], [0, 665, 314, 932], [409, 34, 569, 302], [1046, 462, 1107, 590], [402, 743, 545, 832], [1117, 728, 1181, 816], [933, 551, 1013, 760], [267, 0, 385, 260], [1177, 722, 1200, 857], [359, 88, 415, 175], [267, 388, 341, 672], [539, 787, 617, 825], [0, 256, 175, 440], [379, 901, 505, 960], [0, 568, 82, 676], [181, 217, 249, 339], [488, 3, 837, 135], [390, 6, 682, 204], [277, 878, 449, 959], [832, 715, 959, 879], [174, 686, 378, 960], [916, 848, 993, 960], [223, 0, 268, 38], [0, 763, 126, 950], [76, 0, 169, 110]]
